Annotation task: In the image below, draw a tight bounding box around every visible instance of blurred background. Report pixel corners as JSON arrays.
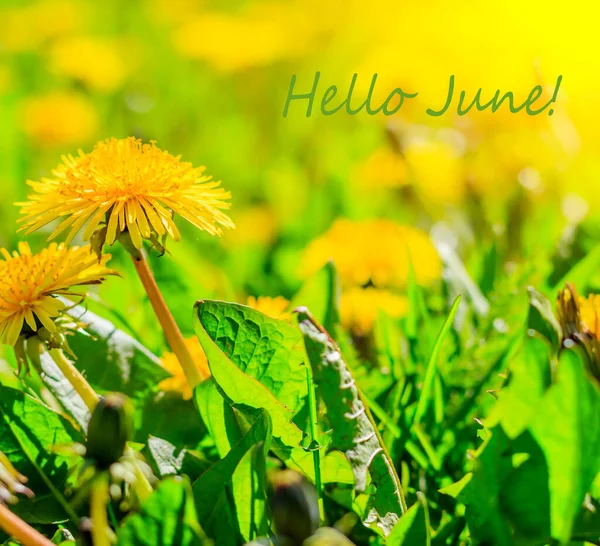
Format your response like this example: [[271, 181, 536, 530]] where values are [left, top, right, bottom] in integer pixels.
[[1, 0, 599, 355]]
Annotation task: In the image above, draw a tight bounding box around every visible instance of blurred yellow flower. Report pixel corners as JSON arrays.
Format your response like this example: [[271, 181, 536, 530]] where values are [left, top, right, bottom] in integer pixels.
[[404, 137, 465, 206], [146, 0, 201, 25], [18, 137, 234, 250], [352, 147, 408, 189], [0, 65, 13, 95], [0, 0, 83, 53], [49, 36, 129, 92], [174, 2, 322, 71], [302, 219, 441, 289], [20, 92, 98, 149], [159, 337, 210, 400], [247, 295, 290, 320], [0, 243, 115, 347], [341, 286, 407, 335]]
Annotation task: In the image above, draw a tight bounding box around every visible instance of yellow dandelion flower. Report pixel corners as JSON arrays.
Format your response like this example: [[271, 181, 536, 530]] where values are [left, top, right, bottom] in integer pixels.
[[247, 295, 290, 320], [0, 243, 116, 347], [159, 337, 210, 400], [341, 286, 408, 335], [578, 293, 600, 340], [556, 283, 600, 383], [21, 92, 98, 149], [18, 137, 234, 250], [49, 36, 129, 93], [302, 219, 441, 289]]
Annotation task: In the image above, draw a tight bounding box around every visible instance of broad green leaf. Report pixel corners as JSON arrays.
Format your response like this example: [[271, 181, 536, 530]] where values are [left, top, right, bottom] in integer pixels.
[[440, 427, 514, 546], [297, 309, 405, 537], [192, 409, 272, 545], [285, 448, 354, 485], [530, 347, 600, 544], [0, 387, 81, 523], [146, 436, 210, 481], [486, 334, 552, 438], [194, 302, 303, 448], [116, 477, 206, 545], [194, 300, 307, 416], [232, 442, 271, 542], [66, 304, 169, 402], [138, 393, 207, 450], [387, 493, 431, 546], [194, 378, 242, 458]]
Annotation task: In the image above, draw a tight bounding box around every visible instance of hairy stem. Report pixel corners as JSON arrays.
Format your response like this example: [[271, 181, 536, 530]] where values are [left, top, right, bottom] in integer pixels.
[[0, 503, 54, 546], [49, 348, 99, 412], [132, 254, 201, 389]]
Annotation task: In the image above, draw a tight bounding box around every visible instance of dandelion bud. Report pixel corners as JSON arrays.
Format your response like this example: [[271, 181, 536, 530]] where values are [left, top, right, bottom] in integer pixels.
[[86, 393, 134, 469], [271, 469, 319, 545]]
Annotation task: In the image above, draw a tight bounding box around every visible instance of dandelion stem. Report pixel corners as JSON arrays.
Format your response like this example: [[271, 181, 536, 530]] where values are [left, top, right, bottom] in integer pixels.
[[131, 254, 202, 389], [90, 473, 111, 546], [0, 503, 54, 546], [49, 348, 99, 412]]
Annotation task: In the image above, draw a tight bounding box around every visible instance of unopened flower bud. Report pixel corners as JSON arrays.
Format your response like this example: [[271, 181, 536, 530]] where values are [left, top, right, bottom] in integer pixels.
[[86, 393, 134, 469], [271, 469, 319, 545]]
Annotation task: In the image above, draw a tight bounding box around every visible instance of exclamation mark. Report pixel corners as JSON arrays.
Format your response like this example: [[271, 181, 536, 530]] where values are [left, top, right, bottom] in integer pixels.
[[548, 75, 562, 116]]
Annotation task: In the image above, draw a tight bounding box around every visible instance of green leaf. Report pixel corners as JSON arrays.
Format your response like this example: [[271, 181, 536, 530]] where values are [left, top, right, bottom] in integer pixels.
[[440, 427, 514, 546], [387, 493, 431, 546], [192, 409, 272, 545], [147, 436, 210, 481], [550, 242, 600, 294], [530, 347, 600, 544], [0, 386, 81, 523], [297, 309, 405, 537], [116, 477, 206, 545], [486, 334, 552, 439], [194, 300, 307, 416], [194, 301, 303, 448], [231, 441, 271, 542], [194, 378, 242, 459], [527, 286, 562, 347], [138, 393, 207, 450], [413, 295, 461, 427], [66, 304, 169, 402]]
